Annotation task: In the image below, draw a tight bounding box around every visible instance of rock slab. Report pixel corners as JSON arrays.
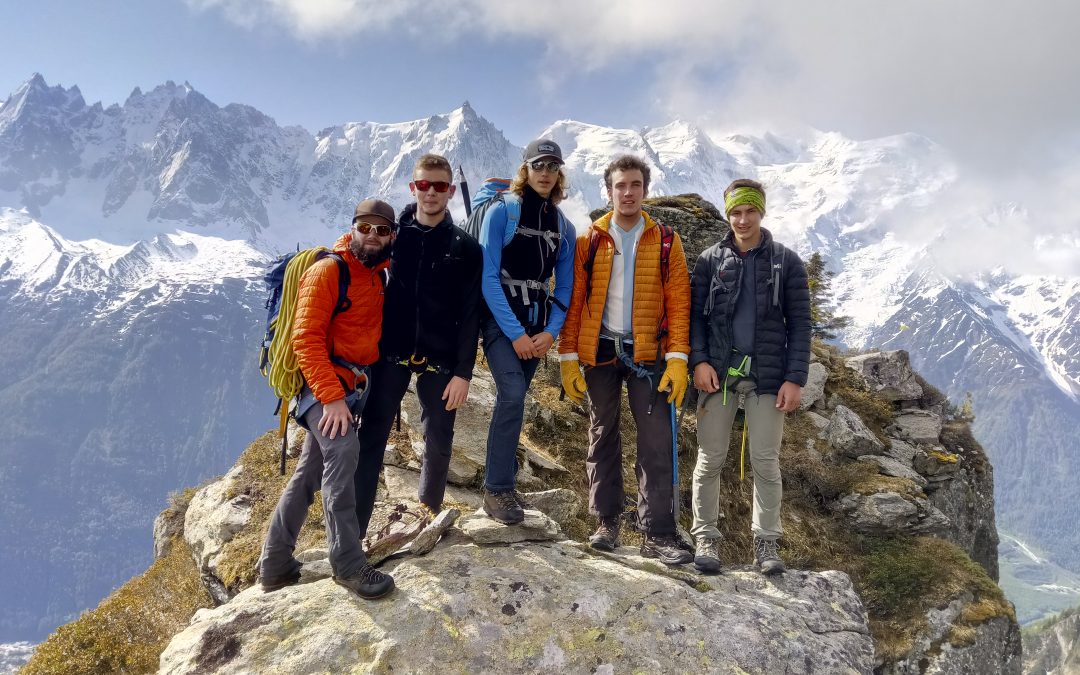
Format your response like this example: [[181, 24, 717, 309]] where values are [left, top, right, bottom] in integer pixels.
[[159, 540, 874, 674]]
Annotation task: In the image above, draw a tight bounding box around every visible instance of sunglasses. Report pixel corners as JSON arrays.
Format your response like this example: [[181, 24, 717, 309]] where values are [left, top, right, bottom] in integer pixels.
[[411, 180, 451, 193], [529, 160, 563, 173], [354, 221, 393, 236]]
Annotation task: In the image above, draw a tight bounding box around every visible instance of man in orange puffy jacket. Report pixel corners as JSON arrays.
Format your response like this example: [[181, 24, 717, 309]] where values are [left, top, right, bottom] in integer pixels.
[[257, 199, 397, 600], [558, 155, 693, 565]]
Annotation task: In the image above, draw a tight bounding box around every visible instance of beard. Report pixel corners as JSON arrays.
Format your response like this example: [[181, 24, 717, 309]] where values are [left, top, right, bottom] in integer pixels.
[[350, 237, 391, 268]]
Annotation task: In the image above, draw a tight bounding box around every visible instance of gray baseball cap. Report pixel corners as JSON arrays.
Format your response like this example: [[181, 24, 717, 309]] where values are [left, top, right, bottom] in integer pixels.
[[523, 139, 564, 164]]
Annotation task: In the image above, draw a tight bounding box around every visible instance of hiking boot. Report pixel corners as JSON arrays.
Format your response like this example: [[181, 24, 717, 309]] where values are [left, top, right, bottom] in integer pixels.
[[754, 536, 786, 575], [641, 535, 694, 565], [588, 516, 621, 551], [259, 566, 301, 592], [694, 537, 722, 574], [333, 563, 395, 599], [483, 490, 525, 525], [512, 490, 534, 510]]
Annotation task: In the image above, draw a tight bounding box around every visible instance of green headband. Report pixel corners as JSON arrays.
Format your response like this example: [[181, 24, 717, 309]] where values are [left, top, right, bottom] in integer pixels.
[[725, 186, 766, 216]]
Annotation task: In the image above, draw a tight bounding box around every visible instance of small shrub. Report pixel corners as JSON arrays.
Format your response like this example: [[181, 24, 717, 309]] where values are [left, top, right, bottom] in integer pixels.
[[22, 538, 212, 675]]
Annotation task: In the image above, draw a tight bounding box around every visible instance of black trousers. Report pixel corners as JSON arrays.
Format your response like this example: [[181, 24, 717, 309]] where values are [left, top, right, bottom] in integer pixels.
[[353, 358, 456, 538], [583, 340, 677, 536]]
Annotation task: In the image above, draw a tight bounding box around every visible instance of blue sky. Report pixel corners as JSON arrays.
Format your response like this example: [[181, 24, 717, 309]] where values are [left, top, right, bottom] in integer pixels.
[[0, 0, 667, 144], [3, 0, 1079, 175]]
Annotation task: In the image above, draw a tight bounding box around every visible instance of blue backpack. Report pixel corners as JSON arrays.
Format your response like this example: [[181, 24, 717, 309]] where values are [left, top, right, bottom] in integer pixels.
[[460, 177, 517, 241]]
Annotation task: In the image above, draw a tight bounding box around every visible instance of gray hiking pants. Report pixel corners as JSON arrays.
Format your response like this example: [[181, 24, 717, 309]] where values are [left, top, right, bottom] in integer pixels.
[[258, 401, 367, 580], [692, 377, 785, 542]]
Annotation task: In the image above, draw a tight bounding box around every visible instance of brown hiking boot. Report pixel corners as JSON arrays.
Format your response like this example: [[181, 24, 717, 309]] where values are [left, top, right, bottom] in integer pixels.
[[588, 516, 621, 551], [483, 490, 525, 525], [512, 490, 534, 510]]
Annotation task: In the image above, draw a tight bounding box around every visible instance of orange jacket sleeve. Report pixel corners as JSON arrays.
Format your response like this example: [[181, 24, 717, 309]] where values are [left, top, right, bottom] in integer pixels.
[[292, 258, 346, 404]]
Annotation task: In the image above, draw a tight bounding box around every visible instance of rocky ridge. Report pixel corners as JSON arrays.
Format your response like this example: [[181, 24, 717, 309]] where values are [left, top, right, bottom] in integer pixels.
[[21, 196, 1020, 674], [147, 346, 1017, 674]]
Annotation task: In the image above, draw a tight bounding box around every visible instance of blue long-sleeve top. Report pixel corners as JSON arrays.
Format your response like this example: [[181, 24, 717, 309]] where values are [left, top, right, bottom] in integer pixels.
[[478, 196, 575, 341]]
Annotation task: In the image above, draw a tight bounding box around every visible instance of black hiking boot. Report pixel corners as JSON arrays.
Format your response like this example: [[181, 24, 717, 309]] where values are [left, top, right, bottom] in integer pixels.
[[641, 534, 694, 565], [333, 563, 395, 599], [259, 566, 301, 592], [483, 489, 525, 525], [753, 536, 787, 576], [588, 516, 621, 551]]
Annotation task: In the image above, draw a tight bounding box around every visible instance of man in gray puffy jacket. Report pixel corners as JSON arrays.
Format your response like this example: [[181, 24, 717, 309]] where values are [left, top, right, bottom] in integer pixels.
[[688, 178, 811, 575]]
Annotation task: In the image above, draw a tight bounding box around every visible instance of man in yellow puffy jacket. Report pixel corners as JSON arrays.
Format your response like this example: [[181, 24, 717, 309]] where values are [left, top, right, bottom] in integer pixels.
[[558, 154, 692, 565]]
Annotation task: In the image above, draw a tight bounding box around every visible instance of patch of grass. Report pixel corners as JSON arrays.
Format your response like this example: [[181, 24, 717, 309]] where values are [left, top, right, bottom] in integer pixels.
[[851, 536, 1014, 661], [643, 194, 724, 221], [940, 420, 989, 476], [215, 429, 327, 590], [21, 537, 213, 675]]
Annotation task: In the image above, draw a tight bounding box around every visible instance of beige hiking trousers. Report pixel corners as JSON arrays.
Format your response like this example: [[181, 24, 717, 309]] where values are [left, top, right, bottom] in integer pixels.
[[692, 377, 785, 541]]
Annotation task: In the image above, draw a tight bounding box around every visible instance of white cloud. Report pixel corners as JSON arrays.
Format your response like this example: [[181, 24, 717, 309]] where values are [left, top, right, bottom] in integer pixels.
[[189, 0, 1079, 278], [188, 1, 1080, 171], [185, 0, 419, 40]]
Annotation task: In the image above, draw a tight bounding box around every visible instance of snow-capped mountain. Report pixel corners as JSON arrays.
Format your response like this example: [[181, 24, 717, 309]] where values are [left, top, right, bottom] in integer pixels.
[[0, 74, 1077, 641]]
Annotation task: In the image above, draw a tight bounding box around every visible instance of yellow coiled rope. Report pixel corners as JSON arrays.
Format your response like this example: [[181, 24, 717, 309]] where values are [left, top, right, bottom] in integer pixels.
[[263, 247, 329, 436]]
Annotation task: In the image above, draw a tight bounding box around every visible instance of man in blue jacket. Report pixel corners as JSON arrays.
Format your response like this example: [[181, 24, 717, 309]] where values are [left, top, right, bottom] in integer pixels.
[[478, 139, 575, 524], [689, 178, 811, 575]]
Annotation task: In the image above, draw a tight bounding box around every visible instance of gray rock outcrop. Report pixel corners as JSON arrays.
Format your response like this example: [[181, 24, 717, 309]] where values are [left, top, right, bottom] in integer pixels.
[[826, 404, 886, 458], [458, 508, 563, 544], [183, 465, 251, 602], [833, 491, 949, 536], [844, 350, 923, 401], [159, 538, 874, 674], [801, 361, 829, 411], [880, 595, 1021, 674]]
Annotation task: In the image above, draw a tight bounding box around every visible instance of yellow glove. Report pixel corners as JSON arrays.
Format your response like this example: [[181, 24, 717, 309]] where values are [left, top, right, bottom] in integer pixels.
[[560, 358, 588, 404], [657, 358, 688, 408]]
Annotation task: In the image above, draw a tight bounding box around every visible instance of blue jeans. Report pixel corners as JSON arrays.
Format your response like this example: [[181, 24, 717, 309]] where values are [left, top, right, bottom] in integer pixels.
[[481, 318, 541, 493]]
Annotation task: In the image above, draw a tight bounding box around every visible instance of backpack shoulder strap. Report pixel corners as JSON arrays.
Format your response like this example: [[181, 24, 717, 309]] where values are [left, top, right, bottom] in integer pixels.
[[502, 192, 521, 236], [770, 241, 786, 307], [657, 222, 674, 284], [583, 228, 603, 301], [325, 252, 352, 317]]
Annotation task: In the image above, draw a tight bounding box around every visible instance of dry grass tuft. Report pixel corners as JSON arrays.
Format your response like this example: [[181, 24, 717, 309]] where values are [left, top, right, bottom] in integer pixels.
[[21, 537, 212, 675]]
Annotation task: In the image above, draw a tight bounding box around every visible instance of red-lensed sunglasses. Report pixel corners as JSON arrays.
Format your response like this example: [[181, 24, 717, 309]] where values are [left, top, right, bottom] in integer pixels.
[[411, 180, 451, 193]]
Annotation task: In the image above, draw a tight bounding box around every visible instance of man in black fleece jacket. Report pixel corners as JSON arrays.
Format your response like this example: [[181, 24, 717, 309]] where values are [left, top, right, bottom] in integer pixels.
[[354, 153, 482, 535], [688, 178, 811, 576]]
